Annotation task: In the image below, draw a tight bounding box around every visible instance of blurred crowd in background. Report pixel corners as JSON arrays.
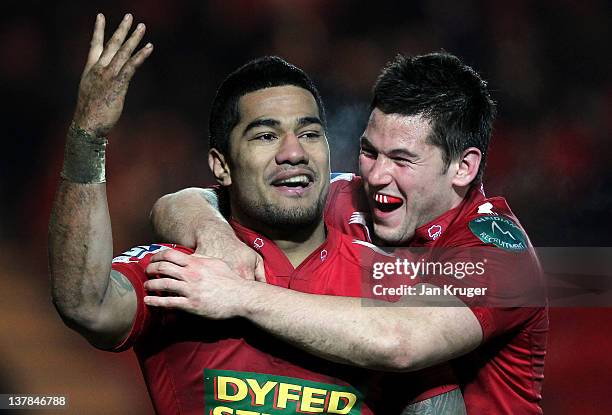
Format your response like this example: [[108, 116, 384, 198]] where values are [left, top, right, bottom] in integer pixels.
[[1, 0, 610, 413]]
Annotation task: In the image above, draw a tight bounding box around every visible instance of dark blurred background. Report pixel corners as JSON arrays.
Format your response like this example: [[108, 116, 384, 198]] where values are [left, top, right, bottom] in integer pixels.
[[1, 0, 610, 413]]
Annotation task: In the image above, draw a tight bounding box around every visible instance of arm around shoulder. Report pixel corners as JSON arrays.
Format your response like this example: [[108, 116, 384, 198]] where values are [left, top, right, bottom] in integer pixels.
[[235, 282, 483, 371], [150, 187, 224, 248], [150, 187, 266, 281]]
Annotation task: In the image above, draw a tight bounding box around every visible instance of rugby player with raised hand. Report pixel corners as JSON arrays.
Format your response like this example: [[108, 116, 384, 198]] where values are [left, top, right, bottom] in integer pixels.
[[48, 14, 464, 413], [50, 12, 152, 350]]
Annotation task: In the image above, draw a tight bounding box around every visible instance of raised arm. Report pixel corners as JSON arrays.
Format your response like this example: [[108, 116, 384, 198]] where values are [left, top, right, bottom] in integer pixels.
[[49, 13, 152, 349], [150, 187, 266, 280]]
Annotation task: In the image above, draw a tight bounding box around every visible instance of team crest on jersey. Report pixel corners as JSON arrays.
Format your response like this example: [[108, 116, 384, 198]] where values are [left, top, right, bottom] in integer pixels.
[[468, 216, 528, 252], [320, 249, 328, 261], [427, 224, 443, 240], [253, 238, 264, 250]]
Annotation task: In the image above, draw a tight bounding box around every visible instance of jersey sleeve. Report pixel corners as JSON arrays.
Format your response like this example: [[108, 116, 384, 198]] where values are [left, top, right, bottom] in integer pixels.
[[109, 243, 194, 352], [465, 248, 544, 342], [325, 173, 372, 242], [437, 223, 546, 343]]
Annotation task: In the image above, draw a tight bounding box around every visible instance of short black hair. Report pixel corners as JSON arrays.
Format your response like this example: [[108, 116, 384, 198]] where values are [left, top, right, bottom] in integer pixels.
[[371, 52, 496, 184], [209, 56, 326, 155]]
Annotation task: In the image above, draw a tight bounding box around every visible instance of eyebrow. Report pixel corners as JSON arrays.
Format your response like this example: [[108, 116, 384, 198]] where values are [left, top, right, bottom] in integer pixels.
[[242, 118, 280, 136], [360, 136, 419, 158], [242, 116, 323, 136], [388, 148, 419, 158], [360, 136, 374, 148], [297, 116, 323, 128]]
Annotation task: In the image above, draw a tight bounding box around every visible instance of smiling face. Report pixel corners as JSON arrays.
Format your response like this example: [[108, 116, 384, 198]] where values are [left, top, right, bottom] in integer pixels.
[[359, 109, 462, 245], [212, 85, 330, 231]]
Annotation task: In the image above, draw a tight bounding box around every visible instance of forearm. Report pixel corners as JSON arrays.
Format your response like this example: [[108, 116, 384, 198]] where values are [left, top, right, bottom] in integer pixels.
[[48, 130, 113, 328], [151, 188, 235, 249], [239, 283, 411, 370], [238, 282, 481, 371]]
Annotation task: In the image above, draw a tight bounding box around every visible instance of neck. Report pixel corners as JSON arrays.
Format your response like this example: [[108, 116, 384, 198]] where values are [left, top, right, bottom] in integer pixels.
[[232, 211, 327, 268], [448, 185, 469, 211], [393, 186, 471, 246], [266, 220, 327, 267], [421, 185, 471, 229], [425, 186, 469, 224]]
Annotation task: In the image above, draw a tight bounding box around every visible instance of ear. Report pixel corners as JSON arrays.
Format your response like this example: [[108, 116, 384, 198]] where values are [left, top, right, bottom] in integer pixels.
[[451, 147, 482, 187], [208, 148, 232, 186]]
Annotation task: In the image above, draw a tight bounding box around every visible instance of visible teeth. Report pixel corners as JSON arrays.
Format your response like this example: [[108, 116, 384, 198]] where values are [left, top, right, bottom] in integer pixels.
[[276, 175, 310, 185]]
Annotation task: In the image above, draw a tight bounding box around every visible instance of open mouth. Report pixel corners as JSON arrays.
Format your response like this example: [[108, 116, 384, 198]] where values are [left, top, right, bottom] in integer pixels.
[[270, 171, 316, 196], [374, 193, 403, 212], [271, 174, 313, 189]]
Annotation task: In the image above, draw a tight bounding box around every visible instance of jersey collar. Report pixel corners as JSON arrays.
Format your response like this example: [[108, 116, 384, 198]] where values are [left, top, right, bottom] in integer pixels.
[[228, 218, 340, 277], [411, 184, 486, 246]]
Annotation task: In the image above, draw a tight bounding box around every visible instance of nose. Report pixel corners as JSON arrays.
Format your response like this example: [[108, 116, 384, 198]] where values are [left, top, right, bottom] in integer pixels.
[[275, 133, 309, 166], [364, 155, 392, 188]]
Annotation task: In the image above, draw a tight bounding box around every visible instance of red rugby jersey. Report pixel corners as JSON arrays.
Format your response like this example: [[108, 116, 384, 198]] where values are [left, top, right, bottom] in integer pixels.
[[112, 243, 378, 415], [229, 219, 459, 412], [110, 219, 458, 414], [325, 174, 548, 414]]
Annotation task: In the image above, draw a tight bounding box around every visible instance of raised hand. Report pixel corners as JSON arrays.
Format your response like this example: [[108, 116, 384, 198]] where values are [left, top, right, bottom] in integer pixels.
[[72, 13, 153, 137]]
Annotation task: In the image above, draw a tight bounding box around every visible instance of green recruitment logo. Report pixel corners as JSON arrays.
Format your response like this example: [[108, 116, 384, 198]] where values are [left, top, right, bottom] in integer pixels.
[[204, 369, 363, 414], [468, 215, 528, 252]]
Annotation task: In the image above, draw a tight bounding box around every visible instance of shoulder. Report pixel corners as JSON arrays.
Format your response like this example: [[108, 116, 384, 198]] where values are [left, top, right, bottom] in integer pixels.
[[443, 196, 533, 253], [326, 173, 363, 213], [445, 197, 546, 339], [329, 172, 362, 193], [325, 173, 371, 241]]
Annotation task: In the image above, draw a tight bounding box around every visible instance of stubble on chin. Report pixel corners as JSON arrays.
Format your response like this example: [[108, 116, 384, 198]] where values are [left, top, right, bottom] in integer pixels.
[[240, 194, 327, 229]]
